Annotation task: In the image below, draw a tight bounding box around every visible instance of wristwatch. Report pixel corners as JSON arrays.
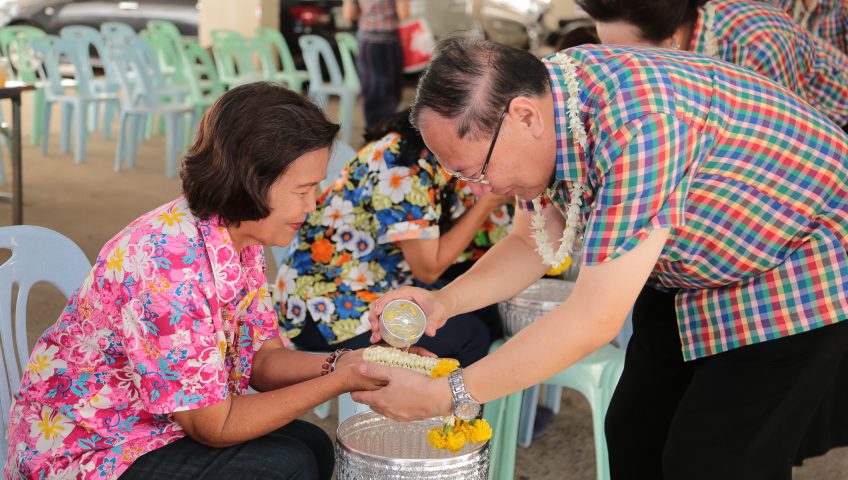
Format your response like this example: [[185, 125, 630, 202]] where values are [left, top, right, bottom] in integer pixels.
[[448, 368, 481, 421]]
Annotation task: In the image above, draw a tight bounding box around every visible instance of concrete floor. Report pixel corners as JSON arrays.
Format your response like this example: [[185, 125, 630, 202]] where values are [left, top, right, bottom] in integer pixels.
[[1, 90, 846, 479]]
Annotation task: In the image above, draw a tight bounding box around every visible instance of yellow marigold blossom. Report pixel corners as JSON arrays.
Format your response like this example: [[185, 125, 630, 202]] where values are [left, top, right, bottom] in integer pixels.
[[546, 255, 573, 276], [430, 358, 460, 378], [460, 418, 493, 444]]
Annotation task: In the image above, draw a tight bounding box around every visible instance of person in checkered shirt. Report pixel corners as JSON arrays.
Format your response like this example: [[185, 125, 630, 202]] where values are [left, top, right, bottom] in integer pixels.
[[579, 0, 848, 135], [352, 37, 848, 479]]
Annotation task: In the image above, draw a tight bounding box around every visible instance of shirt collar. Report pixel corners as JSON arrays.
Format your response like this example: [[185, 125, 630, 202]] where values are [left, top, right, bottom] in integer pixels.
[[197, 209, 254, 304], [542, 55, 587, 187]]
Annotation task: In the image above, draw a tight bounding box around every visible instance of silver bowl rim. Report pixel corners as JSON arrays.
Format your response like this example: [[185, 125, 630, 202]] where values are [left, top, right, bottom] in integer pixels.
[[336, 414, 488, 464]]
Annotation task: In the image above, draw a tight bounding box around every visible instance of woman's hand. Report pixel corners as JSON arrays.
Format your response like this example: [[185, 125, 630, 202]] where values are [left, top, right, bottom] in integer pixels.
[[368, 287, 455, 342], [479, 192, 514, 209], [351, 363, 452, 421], [335, 362, 389, 392]]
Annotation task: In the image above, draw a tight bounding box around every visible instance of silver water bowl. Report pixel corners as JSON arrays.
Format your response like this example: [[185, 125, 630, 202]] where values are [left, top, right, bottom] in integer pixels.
[[336, 411, 489, 479], [498, 278, 576, 337]]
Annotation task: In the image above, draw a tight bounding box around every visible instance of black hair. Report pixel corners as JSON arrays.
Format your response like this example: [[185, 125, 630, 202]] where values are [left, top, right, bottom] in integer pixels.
[[576, 0, 707, 43], [181, 82, 340, 224], [410, 36, 549, 141]]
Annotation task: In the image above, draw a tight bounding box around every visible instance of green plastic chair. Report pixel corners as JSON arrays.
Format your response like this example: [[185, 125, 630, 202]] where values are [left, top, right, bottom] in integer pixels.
[[484, 339, 625, 480], [210, 29, 264, 88], [334, 32, 360, 91], [0, 26, 47, 146], [179, 40, 225, 141], [255, 27, 310, 92], [146, 20, 187, 86]]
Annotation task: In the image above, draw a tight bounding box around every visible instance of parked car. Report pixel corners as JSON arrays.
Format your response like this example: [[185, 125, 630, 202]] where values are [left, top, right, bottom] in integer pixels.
[[473, 0, 552, 50], [0, 0, 199, 36], [280, 0, 348, 64]]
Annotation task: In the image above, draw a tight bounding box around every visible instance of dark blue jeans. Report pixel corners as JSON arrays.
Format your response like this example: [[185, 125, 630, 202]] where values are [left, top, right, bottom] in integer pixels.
[[120, 419, 334, 480], [357, 30, 403, 130]]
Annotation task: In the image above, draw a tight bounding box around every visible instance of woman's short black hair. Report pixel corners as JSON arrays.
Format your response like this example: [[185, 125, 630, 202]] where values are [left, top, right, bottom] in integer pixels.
[[410, 37, 550, 141], [576, 0, 707, 43], [363, 108, 425, 168], [181, 82, 339, 224]]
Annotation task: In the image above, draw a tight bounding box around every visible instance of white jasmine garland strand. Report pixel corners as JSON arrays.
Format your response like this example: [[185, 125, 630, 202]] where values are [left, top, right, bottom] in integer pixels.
[[703, 2, 718, 57], [531, 52, 588, 268]]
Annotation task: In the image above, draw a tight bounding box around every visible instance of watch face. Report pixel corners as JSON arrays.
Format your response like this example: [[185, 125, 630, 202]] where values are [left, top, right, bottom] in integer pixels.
[[455, 400, 480, 421]]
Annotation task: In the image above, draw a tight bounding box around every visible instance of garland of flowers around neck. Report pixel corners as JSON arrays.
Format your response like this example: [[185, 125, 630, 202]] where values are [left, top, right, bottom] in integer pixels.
[[531, 52, 586, 268], [702, 2, 718, 58]]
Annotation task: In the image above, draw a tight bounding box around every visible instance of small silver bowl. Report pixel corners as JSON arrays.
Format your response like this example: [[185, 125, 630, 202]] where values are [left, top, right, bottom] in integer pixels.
[[498, 278, 576, 337], [379, 299, 426, 348]]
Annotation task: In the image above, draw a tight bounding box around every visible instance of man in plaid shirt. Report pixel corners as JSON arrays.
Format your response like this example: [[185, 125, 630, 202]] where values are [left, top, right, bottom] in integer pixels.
[[353, 38, 848, 480]]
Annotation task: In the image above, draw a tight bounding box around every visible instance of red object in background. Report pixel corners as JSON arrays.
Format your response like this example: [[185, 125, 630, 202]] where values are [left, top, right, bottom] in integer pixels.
[[289, 6, 332, 27], [398, 18, 435, 73]]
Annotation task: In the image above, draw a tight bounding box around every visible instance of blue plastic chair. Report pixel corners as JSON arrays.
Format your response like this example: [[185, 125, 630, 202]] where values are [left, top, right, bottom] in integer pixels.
[[30, 35, 120, 163], [298, 35, 358, 144], [107, 37, 193, 177], [0, 226, 91, 471], [60, 25, 121, 140], [99, 21, 137, 46]]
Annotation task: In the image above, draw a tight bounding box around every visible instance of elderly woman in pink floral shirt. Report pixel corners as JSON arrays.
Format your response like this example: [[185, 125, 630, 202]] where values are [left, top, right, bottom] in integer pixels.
[[4, 83, 382, 480]]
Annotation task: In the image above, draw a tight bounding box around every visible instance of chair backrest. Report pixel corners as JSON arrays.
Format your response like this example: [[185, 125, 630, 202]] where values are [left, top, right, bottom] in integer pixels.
[[298, 34, 344, 88], [60, 25, 116, 84], [31, 35, 97, 97], [210, 29, 262, 84], [107, 37, 166, 109], [256, 27, 299, 75], [100, 21, 138, 47], [180, 40, 225, 102], [334, 32, 360, 90], [145, 20, 187, 85], [0, 26, 47, 83], [0, 226, 90, 462]]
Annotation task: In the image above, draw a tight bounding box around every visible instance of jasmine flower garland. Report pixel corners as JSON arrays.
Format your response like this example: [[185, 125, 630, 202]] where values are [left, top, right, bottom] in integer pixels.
[[530, 52, 587, 268]]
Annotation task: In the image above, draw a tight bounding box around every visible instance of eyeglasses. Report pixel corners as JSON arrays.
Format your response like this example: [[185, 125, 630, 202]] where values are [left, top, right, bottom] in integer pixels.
[[441, 100, 512, 185]]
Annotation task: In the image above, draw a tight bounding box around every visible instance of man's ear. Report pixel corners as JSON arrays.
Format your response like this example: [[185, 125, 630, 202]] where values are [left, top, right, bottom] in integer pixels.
[[509, 96, 546, 139]]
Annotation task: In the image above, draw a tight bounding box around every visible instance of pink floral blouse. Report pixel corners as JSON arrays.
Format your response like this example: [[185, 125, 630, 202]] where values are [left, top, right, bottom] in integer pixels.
[[4, 198, 279, 479]]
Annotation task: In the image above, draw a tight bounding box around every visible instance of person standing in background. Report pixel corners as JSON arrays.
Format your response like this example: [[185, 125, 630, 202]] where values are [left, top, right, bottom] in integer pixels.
[[343, 0, 409, 129]]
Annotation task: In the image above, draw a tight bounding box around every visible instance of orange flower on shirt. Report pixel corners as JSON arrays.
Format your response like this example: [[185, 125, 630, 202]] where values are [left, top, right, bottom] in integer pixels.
[[311, 238, 334, 263]]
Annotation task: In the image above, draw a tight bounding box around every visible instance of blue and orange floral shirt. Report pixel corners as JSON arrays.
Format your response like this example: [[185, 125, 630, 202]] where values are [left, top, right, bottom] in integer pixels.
[[274, 133, 511, 345], [5, 198, 278, 479]]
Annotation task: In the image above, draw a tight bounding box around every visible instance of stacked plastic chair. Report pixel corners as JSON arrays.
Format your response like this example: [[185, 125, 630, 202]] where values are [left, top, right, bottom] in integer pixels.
[[59, 26, 121, 140], [107, 37, 192, 177], [210, 29, 265, 89], [255, 27, 310, 92], [0, 26, 48, 146], [298, 34, 359, 144], [30, 35, 120, 163], [334, 32, 360, 91]]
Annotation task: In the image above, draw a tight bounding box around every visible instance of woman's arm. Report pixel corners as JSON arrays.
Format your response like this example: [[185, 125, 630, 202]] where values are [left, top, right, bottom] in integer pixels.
[[397, 194, 512, 284], [343, 0, 360, 22], [174, 345, 381, 448]]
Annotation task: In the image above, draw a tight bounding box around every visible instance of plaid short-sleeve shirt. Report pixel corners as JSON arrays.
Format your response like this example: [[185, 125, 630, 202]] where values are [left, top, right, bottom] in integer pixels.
[[768, 0, 848, 54], [532, 45, 848, 360], [354, 0, 400, 32], [691, 0, 848, 127]]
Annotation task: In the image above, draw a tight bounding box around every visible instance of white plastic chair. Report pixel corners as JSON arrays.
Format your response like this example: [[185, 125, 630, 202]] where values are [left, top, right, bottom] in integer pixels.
[[0, 226, 91, 471], [31, 35, 120, 163], [108, 37, 193, 177], [298, 35, 359, 144]]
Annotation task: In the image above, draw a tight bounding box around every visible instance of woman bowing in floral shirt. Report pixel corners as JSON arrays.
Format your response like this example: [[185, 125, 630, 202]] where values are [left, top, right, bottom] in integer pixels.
[[4, 83, 384, 480], [275, 110, 512, 366]]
